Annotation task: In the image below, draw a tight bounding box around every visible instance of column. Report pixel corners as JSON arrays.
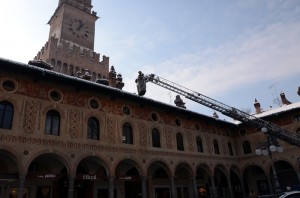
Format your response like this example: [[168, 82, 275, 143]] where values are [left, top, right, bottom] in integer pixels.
[[141, 176, 147, 198], [297, 172, 300, 184], [239, 176, 246, 198], [17, 174, 26, 198], [211, 176, 216, 198], [109, 176, 114, 198], [68, 175, 75, 198], [267, 175, 274, 195], [226, 176, 233, 198], [191, 176, 199, 198], [170, 177, 176, 198]]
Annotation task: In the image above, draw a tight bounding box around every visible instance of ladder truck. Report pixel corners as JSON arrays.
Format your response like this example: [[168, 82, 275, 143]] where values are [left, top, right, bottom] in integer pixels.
[[135, 71, 300, 147]]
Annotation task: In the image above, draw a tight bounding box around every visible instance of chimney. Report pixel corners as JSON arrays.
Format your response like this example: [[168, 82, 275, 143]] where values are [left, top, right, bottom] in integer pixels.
[[280, 92, 291, 105], [212, 111, 219, 119], [174, 95, 186, 109], [254, 98, 262, 114], [298, 87, 300, 96]]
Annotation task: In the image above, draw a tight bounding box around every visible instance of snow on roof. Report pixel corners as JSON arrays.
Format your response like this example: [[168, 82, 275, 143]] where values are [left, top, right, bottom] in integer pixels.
[[254, 102, 300, 118], [233, 102, 300, 125]]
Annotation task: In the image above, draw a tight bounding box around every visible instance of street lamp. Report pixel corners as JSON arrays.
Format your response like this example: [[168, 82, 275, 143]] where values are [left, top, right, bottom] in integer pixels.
[[256, 129, 283, 195]]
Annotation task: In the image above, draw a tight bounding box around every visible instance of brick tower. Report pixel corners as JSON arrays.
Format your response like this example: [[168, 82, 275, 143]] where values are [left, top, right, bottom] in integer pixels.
[[34, 0, 124, 89]]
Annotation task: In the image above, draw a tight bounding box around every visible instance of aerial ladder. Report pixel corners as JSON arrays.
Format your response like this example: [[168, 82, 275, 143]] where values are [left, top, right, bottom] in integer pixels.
[[135, 71, 300, 147]]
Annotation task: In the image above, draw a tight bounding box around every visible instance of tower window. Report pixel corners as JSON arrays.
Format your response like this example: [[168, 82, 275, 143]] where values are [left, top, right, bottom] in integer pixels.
[[152, 128, 161, 148], [196, 136, 203, 153], [45, 110, 60, 136], [0, 101, 14, 129], [87, 117, 100, 140], [122, 123, 133, 144], [242, 141, 252, 154], [213, 139, 220, 155], [176, 133, 184, 151], [228, 142, 234, 156]]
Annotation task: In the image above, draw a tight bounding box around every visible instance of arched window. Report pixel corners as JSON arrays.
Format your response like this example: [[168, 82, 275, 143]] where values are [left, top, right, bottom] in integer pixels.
[[294, 115, 300, 122], [196, 136, 203, 153], [228, 142, 234, 156], [0, 101, 14, 129], [87, 117, 99, 140], [45, 110, 60, 136], [213, 139, 220, 155], [176, 133, 184, 151], [152, 128, 161, 148], [243, 141, 252, 154], [122, 123, 133, 144]]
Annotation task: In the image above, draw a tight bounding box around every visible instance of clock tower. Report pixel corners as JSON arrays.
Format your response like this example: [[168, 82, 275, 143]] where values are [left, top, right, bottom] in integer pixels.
[[34, 0, 124, 89], [49, 0, 97, 50]]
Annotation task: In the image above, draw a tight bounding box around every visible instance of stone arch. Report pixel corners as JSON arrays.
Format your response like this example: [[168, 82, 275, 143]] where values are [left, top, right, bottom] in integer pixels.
[[42, 104, 66, 120], [114, 157, 144, 177], [267, 159, 299, 191], [196, 163, 213, 177], [24, 149, 70, 175], [214, 164, 230, 197], [72, 153, 110, 176], [146, 158, 172, 178], [230, 165, 243, 198], [0, 147, 23, 174], [173, 161, 194, 176], [242, 164, 268, 196]]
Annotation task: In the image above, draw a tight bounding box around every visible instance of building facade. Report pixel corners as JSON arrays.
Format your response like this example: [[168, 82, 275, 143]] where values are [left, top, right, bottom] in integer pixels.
[[0, 1, 300, 198]]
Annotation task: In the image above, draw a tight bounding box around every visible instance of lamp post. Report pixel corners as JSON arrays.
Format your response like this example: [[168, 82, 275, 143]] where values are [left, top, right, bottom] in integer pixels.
[[256, 127, 283, 195]]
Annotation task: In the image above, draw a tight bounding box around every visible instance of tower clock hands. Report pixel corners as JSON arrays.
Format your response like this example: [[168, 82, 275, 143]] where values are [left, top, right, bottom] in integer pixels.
[[77, 20, 84, 31]]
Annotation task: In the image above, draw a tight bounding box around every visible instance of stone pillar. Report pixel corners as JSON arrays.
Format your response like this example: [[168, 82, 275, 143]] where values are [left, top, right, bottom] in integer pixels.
[[109, 176, 114, 198], [68, 175, 75, 198], [141, 176, 147, 198], [191, 176, 199, 198], [267, 176, 274, 195], [211, 176, 216, 198], [297, 172, 300, 184], [170, 177, 176, 198], [227, 176, 233, 198], [239, 176, 246, 198], [17, 174, 26, 198]]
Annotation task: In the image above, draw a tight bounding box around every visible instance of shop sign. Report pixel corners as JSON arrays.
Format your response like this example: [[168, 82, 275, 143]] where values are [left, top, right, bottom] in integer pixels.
[[82, 174, 97, 180], [119, 176, 139, 181], [36, 174, 56, 179], [27, 173, 57, 180]]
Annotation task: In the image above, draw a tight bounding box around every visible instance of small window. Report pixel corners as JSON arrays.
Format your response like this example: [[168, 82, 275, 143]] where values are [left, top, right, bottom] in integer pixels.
[[2, 80, 16, 92], [240, 129, 247, 136], [213, 139, 220, 155], [196, 136, 203, 153], [49, 90, 62, 102], [296, 128, 300, 135], [151, 112, 159, 122], [122, 123, 133, 144], [228, 142, 234, 156], [152, 128, 161, 148], [45, 110, 60, 136], [243, 141, 252, 154], [175, 119, 181, 126], [294, 115, 300, 122], [89, 98, 99, 109], [0, 101, 14, 129], [195, 123, 200, 131], [87, 117, 100, 140], [176, 133, 184, 151], [123, 106, 131, 116]]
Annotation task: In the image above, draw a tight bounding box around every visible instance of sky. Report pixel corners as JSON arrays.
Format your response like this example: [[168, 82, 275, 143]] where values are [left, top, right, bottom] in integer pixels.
[[0, 0, 300, 121]]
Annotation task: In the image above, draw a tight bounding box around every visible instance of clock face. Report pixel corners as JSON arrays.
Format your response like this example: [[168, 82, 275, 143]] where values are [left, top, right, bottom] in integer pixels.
[[68, 19, 90, 39]]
